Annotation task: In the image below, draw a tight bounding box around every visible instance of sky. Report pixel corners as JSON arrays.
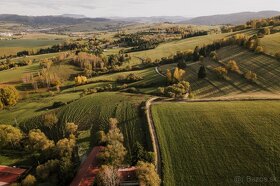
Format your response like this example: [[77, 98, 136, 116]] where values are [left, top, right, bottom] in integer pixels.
[[0, 0, 280, 18]]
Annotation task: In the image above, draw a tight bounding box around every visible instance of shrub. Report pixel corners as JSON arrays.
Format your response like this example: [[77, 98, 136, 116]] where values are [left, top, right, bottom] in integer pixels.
[[226, 60, 240, 73], [245, 71, 257, 81], [22, 174, 36, 186], [255, 46, 264, 53], [214, 66, 228, 79], [117, 73, 143, 83]]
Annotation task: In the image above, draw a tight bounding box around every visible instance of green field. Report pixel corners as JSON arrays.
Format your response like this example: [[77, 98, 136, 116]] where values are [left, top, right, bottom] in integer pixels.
[[152, 101, 280, 185], [157, 45, 280, 98], [260, 32, 280, 55], [20, 92, 151, 157], [0, 38, 65, 57]]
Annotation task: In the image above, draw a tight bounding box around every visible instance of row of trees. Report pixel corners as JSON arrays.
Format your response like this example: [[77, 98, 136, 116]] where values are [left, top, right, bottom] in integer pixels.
[[94, 118, 160, 186]]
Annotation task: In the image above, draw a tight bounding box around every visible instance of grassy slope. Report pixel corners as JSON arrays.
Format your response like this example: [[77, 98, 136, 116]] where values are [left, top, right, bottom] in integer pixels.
[[152, 101, 280, 185], [260, 32, 280, 55]]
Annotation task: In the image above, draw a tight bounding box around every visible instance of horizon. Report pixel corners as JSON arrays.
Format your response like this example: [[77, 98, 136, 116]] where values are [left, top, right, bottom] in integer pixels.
[[1, 0, 280, 18], [1, 10, 280, 19]]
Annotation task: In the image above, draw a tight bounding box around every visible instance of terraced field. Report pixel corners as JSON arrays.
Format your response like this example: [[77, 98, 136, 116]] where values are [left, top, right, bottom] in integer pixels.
[[152, 101, 280, 185]]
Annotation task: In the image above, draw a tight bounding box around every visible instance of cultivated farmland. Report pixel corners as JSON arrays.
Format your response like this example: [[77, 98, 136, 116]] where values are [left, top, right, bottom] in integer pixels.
[[152, 101, 280, 185]]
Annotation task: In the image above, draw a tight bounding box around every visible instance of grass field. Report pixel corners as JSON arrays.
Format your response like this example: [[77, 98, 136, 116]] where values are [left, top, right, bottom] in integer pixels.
[[260, 32, 280, 55], [157, 45, 280, 98], [103, 32, 233, 66], [152, 101, 280, 185]]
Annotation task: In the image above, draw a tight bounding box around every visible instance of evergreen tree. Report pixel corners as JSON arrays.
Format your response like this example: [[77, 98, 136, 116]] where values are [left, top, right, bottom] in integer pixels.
[[198, 65, 206, 79]]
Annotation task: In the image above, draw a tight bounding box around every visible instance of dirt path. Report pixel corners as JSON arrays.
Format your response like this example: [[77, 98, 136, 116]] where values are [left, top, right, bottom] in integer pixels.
[[145, 97, 162, 177]]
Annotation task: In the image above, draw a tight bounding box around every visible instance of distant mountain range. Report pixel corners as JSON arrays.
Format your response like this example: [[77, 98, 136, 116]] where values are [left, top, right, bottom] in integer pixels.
[[0, 14, 111, 26], [109, 16, 188, 23], [0, 10, 279, 31], [181, 11, 280, 25]]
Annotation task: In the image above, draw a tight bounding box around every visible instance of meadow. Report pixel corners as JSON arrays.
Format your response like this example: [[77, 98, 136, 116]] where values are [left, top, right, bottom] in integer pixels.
[[260, 32, 280, 55], [152, 101, 280, 185]]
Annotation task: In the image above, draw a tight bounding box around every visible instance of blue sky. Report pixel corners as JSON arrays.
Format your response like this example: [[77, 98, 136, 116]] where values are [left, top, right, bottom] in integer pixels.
[[1, 0, 280, 17]]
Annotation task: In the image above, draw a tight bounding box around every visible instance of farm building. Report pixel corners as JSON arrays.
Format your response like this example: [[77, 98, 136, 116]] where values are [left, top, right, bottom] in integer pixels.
[[0, 165, 27, 186]]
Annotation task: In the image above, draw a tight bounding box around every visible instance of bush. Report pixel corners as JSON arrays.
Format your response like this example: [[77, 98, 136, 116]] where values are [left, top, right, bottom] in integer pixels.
[[226, 60, 240, 73], [117, 73, 143, 83], [245, 71, 257, 81], [22, 174, 36, 186], [255, 46, 264, 53], [160, 81, 190, 98], [214, 66, 228, 79], [0, 125, 23, 149]]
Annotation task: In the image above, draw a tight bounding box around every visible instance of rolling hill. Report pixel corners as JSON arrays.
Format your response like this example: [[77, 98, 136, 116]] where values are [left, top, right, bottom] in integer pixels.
[[181, 11, 280, 25]]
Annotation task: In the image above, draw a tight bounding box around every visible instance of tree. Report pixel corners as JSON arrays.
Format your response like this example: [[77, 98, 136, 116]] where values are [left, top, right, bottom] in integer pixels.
[[0, 125, 23, 148], [95, 165, 119, 186], [96, 130, 107, 145], [173, 67, 185, 83], [55, 136, 76, 158], [66, 122, 78, 135], [36, 159, 60, 181], [21, 174, 36, 186], [43, 112, 58, 128], [0, 86, 19, 106], [27, 129, 55, 152], [75, 75, 87, 85], [98, 118, 127, 167], [136, 161, 160, 186], [131, 142, 154, 166], [166, 69, 172, 83], [198, 65, 206, 79], [177, 60, 186, 69], [0, 101, 3, 110]]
